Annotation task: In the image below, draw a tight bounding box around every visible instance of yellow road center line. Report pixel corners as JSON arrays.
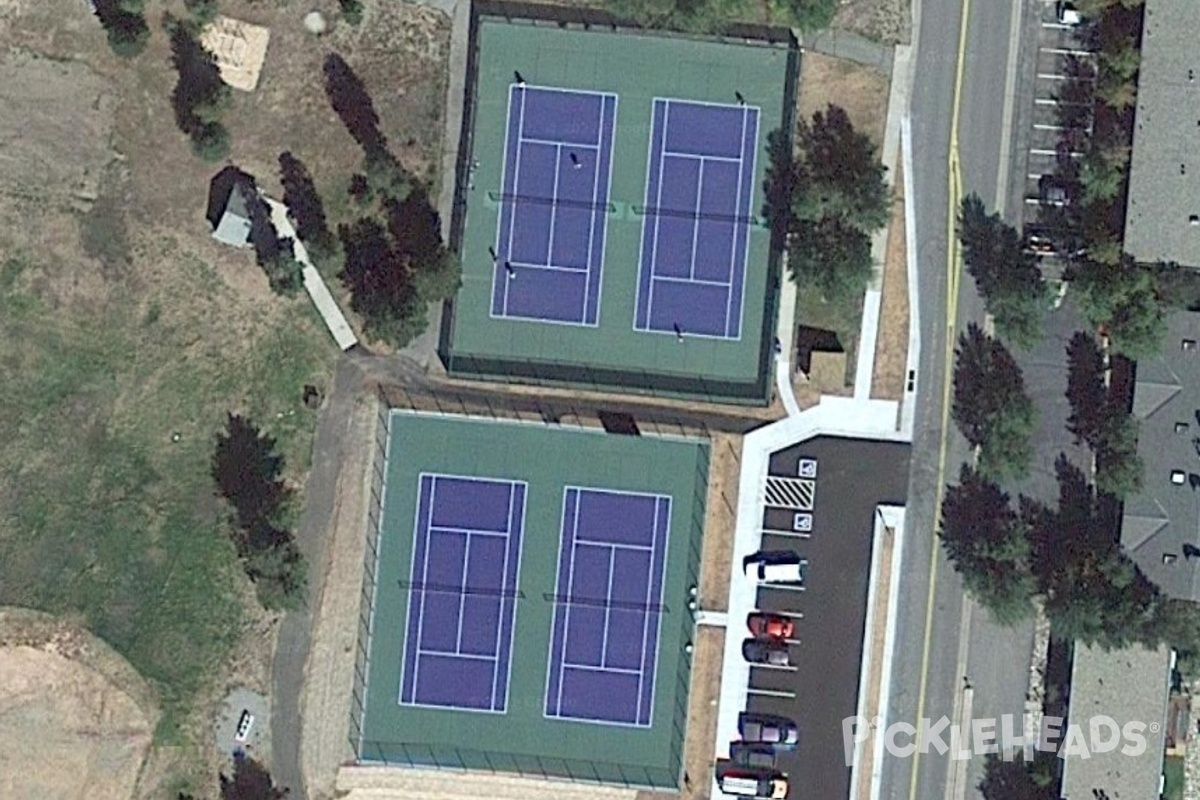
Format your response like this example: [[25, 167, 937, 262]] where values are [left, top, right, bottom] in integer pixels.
[[906, 0, 970, 794]]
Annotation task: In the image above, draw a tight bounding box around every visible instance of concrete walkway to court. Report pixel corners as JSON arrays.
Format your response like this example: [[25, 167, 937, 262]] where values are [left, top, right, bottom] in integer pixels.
[[265, 198, 358, 351], [715, 43, 919, 800]]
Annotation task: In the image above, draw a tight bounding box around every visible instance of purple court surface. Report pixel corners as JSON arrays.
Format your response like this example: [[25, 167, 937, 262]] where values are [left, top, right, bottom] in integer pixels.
[[492, 85, 618, 326], [545, 487, 672, 727], [400, 473, 526, 713], [635, 99, 760, 340]]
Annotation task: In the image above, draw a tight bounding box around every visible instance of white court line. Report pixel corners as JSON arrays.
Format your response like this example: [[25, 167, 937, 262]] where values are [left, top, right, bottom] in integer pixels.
[[653, 274, 734, 288], [502, 87, 529, 317], [490, 85, 519, 320], [518, 135, 601, 149], [725, 106, 748, 336], [544, 144, 564, 269], [505, 259, 589, 273], [729, 105, 758, 339], [490, 488, 515, 708], [409, 477, 437, 696], [600, 546, 616, 665], [573, 535, 655, 551], [455, 533, 472, 653], [632, 99, 663, 333], [663, 150, 743, 164], [641, 494, 671, 727], [427, 524, 511, 538], [590, 94, 619, 325], [498, 483, 527, 712], [687, 159, 706, 281], [582, 101, 604, 323], [555, 488, 583, 714], [563, 663, 644, 676], [644, 100, 670, 329], [420, 649, 498, 662]]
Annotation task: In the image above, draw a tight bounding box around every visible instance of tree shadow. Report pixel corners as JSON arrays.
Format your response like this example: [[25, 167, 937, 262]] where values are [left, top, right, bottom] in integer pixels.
[[1065, 331, 1106, 447], [323, 53, 387, 155]]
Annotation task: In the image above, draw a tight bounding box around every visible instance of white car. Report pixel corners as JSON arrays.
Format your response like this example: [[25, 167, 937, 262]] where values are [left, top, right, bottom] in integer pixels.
[[743, 551, 807, 585], [234, 709, 254, 743]]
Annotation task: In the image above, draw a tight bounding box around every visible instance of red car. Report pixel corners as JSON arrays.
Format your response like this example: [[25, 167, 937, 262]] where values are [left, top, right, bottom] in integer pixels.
[[746, 612, 794, 641]]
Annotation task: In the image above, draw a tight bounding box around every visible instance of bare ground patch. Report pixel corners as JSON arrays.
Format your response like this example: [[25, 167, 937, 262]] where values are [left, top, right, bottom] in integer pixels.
[[0, 608, 158, 800], [300, 392, 378, 800], [832, 0, 911, 46], [796, 51, 890, 152], [871, 161, 908, 401], [700, 434, 741, 612]]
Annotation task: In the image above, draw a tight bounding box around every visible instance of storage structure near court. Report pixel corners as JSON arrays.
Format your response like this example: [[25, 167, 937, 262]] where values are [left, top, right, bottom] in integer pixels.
[[439, 4, 799, 404], [350, 410, 710, 789]]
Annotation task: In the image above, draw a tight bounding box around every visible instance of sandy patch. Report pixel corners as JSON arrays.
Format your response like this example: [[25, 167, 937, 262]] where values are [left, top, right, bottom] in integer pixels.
[[0, 608, 157, 800], [201, 15, 270, 93]]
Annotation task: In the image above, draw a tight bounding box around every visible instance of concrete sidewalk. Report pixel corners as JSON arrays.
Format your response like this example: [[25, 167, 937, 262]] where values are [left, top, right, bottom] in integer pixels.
[[265, 198, 358, 351]]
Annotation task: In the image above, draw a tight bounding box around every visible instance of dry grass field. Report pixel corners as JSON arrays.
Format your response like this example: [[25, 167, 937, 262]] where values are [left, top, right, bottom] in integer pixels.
[[0, 0, 449, 795]]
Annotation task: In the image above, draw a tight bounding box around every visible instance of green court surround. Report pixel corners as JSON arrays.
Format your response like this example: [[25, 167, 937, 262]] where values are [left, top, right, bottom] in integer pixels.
[[354, 412, 709, 788], [440, 13, 799, 403]]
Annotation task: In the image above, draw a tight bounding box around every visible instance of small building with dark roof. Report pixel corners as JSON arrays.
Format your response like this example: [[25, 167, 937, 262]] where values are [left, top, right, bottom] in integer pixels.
[[206, 166, 258, 248]]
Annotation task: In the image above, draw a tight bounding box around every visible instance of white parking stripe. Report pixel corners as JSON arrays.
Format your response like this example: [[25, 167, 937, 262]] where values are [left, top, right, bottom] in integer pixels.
[[759, 582, 805, 592], [747, 687, 796, 699], [1040, 47, 1095, 56], [751, 662, 799, 672]]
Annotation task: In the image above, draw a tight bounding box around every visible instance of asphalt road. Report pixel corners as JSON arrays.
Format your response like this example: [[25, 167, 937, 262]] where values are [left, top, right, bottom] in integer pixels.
[[879, 0, 1042, 799]]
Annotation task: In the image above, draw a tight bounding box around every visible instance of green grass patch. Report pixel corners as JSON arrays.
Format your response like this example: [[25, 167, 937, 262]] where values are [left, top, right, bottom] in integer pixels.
[[794, 282, 864, 389], [1164, 754, 1184, 800], [0, 250, 336, 739]]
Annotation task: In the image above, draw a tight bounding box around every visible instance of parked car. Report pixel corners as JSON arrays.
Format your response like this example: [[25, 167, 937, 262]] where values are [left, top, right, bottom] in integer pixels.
[[743, 551, 807, 585], [1039, 175, 1070, 207], [1055, 1, 1082, 25], [742, 638, 790, 666], [717, 771, 788, 799], [729, 742, 778, 771], [747, 612, 795, 641], [738, 712, 800, 747]]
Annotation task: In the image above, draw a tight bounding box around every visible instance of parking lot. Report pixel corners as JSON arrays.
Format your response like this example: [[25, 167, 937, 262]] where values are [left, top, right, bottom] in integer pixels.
[[734, 437, 910, 799], [1022, 2, 1094, 222]]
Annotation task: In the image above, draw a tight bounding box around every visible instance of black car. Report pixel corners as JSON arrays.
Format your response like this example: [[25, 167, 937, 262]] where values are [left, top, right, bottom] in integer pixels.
[[730, 742, 778, 770], [742, 638, 790, 666]]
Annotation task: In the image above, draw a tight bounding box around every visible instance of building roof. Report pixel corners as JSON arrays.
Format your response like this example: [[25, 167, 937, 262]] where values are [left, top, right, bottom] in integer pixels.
[[1121, 312, 1200, 599], [1060, 643, 1171, 800], [212, 179, 255, 248], [1123, 0, 1200, 267]]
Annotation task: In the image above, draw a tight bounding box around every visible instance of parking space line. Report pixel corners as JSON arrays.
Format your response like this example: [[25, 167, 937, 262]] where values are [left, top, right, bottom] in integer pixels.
[[1033, 124, 1065, 131], [1040, 47, 1094, 57], [1035, 98, 1089, 106], [759, 582, 805, 592], [784, 638, 802, 645], [762, 529, 811, 539], [1041, 22, 1073, 30], [773, 610, 804, 620], [751, 662, 799, 672], [747, 687, 796, 699], [1031, 148, 1083, 157], [1036, 73, 1073, 81]]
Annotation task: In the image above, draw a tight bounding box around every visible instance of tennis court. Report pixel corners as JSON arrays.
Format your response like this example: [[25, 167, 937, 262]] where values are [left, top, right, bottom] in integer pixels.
[[442, 16, 798, 402], [635, 99, 760, 340], [545, 488, 671, 727], [491, 86, 617, 326], [399, 473, 526, 713], [353, 412, 710, 788]]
